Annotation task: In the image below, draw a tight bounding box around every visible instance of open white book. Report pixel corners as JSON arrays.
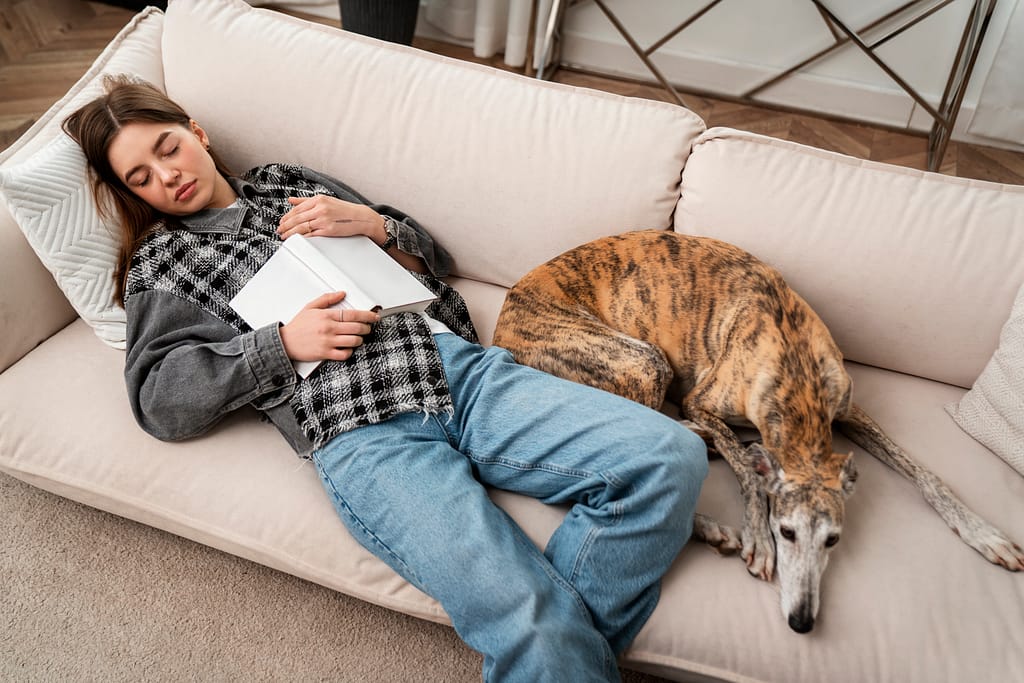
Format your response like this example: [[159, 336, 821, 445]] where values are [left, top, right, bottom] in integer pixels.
[[229, 234, 438, 377]]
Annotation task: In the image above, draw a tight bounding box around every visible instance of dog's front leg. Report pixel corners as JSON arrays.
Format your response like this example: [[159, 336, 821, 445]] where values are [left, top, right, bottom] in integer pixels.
[[735, 474, 775, 582], [686, 409, 776, 581]]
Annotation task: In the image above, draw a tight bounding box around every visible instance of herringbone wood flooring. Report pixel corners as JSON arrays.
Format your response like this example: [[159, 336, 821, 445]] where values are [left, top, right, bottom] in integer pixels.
[[3, 0, 1023, 185]]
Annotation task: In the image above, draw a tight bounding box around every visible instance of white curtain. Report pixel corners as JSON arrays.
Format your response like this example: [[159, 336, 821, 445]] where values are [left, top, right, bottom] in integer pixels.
[[246, 1, 340, 19], [967, 0, 1024, 145], [246, 1, 556, 69], [424, 0, 555, 68]]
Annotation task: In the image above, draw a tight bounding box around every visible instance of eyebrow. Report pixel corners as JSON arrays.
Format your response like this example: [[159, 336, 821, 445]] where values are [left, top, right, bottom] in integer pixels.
[[123, 130, 174, 183]]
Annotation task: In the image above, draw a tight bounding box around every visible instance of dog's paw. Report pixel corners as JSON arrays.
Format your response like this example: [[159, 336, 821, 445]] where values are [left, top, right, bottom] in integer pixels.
[[945, 502, 1024, 571], [964, 524, 1024, 571], [741, 527, 776, 581], [692, 513, 741, 555]]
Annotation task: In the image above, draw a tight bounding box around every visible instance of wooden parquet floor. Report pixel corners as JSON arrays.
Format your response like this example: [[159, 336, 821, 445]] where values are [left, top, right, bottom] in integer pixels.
[[3, 0, 1023, 185]]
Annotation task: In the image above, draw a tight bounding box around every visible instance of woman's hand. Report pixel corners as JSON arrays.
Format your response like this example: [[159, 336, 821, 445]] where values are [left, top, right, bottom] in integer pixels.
[[277, 195, 388, 243], [279, 291, 380, 362]]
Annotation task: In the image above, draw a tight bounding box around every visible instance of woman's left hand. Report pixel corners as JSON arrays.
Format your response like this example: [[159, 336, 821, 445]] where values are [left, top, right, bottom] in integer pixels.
[[277, 195, 386, 242]]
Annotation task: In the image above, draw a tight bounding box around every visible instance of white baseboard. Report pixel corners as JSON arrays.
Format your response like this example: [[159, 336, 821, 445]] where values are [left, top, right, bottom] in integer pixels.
[[559, 29, 1024, 154]]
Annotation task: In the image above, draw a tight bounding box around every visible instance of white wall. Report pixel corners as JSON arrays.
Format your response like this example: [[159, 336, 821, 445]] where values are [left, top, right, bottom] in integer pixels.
[[559, 0, 1023, 150]]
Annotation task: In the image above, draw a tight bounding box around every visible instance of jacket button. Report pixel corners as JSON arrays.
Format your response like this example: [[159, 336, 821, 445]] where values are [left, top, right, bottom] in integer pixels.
[[271, 375, 285, 387]]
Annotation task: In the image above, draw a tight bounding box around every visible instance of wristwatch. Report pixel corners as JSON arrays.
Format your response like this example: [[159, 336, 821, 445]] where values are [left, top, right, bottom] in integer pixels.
[[380, 215, 398, 250]]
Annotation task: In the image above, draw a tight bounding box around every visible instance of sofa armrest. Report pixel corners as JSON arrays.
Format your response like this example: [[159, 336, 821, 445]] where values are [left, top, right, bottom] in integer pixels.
[[0, 205, 75, 372]]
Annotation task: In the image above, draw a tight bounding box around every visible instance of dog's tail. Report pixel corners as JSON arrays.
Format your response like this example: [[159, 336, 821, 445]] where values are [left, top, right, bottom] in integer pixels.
[[835, 404, 923, 481], [837, 403, 965, 514]]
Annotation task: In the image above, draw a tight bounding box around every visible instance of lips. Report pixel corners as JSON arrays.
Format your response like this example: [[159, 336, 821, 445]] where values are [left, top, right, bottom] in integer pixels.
[[175, 180, 196, 202]]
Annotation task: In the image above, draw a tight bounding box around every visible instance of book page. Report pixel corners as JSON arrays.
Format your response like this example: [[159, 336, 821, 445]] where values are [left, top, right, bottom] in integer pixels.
[[229, 246, 343, 330], [283, 235, 374, 310], [229, 234, 440, 379], [306, 235, 437, 314], [228, 244, 349, 378]]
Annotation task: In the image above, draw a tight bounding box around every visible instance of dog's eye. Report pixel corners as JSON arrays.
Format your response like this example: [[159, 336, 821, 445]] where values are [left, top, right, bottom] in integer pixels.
[[779, 526, 796, 542], [825, 534, 840, 547]]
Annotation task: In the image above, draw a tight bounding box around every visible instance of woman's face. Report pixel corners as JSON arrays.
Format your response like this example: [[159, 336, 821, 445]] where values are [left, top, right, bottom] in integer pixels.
[[106, 120, 235, 215]]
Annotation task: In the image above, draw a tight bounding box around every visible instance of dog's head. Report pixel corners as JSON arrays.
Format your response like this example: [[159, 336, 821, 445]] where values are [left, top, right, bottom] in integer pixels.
[[750, 442, 858, 634]]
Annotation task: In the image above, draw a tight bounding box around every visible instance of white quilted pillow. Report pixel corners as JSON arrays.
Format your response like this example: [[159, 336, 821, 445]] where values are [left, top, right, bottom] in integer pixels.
[[0, 133, 126, 348], [946, 281, 1024, 475]]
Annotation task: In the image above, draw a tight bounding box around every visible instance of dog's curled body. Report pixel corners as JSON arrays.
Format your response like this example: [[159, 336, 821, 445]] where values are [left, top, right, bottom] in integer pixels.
[[495, 230, 848, 437], [494, 229, 1023, 632]]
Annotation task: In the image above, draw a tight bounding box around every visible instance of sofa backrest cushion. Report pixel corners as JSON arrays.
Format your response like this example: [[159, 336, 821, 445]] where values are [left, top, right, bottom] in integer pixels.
[[161, 0, 705, 287], [676, 127, 1024, 389]]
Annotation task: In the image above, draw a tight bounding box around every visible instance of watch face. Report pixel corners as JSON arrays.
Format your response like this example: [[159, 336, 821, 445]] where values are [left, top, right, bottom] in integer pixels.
[[382, 216, 397, 248]]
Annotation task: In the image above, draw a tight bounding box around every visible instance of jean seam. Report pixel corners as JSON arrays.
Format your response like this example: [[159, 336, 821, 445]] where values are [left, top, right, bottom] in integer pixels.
[[313, 454, 424, 591], [430, 412, 460, 450], [466, 452, 593, 480], [505, 514, 596, 628], [566, 481, 627, 586], [462, 451, 601, 626]]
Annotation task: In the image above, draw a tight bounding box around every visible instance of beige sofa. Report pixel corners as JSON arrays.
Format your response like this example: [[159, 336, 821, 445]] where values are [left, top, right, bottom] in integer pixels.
[[1, 1, 1022, 681]]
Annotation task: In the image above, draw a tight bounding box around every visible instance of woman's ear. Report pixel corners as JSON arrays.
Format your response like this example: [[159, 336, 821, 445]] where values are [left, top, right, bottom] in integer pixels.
[[189, 119, 211, 150]]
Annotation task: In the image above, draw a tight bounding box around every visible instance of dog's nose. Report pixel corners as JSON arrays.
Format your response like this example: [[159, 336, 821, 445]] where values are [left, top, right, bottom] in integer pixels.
[[788, 612, 815, 633]]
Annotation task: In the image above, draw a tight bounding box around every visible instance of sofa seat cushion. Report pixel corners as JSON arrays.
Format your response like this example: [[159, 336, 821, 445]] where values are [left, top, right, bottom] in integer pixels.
[[632, 361, 1024, 682], [2, 297, 1021, 681]]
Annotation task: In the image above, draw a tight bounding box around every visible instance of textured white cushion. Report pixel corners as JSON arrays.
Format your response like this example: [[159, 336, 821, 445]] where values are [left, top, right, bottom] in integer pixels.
[[0, 6, 164, 354], [0, 134, 125, 348], [947, 282, 1024, 475]]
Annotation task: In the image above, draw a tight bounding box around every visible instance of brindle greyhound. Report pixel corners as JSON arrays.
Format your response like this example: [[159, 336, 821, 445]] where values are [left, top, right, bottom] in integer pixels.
[[493, 229, 1024, 633]]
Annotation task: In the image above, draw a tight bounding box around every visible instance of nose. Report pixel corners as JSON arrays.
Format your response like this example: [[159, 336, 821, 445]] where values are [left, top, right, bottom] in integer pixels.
[[788, 608, 815, 634], [155, 164, 179, 185]]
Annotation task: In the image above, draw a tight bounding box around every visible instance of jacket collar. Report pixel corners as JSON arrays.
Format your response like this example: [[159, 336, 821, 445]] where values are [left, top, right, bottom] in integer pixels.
[[177, 176, 263, 235]]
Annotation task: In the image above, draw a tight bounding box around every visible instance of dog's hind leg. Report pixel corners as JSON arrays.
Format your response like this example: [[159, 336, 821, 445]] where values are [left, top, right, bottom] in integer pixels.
[[692, 513, 742, 555], [837, 403, 1024, 570], [495, 305, 674, 410]]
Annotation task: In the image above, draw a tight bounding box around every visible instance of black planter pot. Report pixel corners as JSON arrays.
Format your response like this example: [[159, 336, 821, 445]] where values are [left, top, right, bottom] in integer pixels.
[[338, 0, 421, 45]]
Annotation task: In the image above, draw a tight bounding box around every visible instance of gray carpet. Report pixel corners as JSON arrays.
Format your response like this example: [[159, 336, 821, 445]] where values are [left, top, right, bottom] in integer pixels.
[[1, 472, 669, 681]]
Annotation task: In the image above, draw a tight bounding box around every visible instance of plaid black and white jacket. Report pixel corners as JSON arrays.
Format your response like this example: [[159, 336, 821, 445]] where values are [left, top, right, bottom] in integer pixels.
[[123, 163, 476, 455]]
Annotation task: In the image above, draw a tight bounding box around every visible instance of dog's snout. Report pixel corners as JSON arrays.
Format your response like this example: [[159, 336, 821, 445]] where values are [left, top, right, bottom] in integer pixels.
[[787, 608, 815, 634]]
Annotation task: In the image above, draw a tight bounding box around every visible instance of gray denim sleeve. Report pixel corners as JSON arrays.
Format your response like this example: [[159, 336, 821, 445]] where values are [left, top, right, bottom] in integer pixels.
[[300, 167, 453, 277], [124, 289, 297, 441]]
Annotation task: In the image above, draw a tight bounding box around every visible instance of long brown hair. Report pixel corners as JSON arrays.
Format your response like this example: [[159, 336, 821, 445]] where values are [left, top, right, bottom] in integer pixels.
[[62, 75, 233, 307]]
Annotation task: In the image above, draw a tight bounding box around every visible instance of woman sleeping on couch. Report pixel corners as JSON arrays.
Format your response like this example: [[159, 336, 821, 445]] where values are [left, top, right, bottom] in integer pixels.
[[63, 75, 709, 683]]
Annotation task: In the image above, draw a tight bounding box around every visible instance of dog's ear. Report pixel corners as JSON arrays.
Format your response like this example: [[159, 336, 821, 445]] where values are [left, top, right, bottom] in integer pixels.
[[839, 452, 857, 497], [749, 443, 784, 494]]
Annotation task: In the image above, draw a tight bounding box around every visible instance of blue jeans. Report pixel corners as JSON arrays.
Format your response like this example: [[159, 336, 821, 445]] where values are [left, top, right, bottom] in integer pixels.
[[313, 334, 708, 682]]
